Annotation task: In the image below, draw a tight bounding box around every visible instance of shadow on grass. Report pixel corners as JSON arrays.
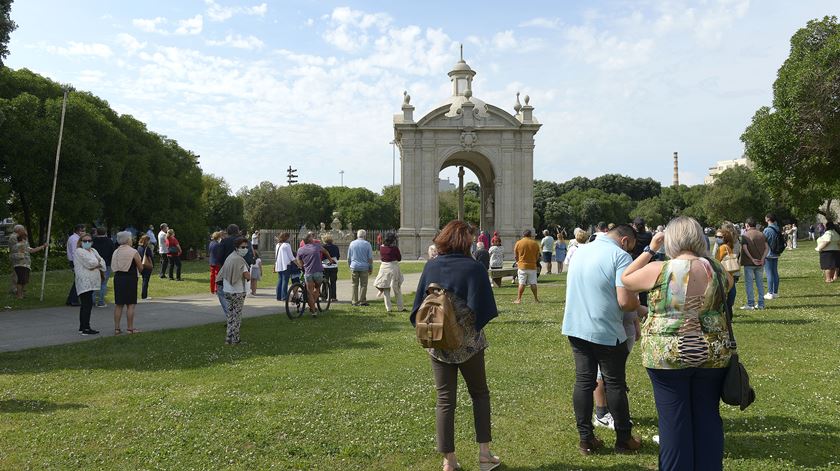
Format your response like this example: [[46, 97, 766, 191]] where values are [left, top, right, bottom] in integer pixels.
[[0, 310, 399, 374], [505, 463, 654, 470], [724, 415, 840, 467], [0, 399, 87, 413], [733, 318, 816, 325]]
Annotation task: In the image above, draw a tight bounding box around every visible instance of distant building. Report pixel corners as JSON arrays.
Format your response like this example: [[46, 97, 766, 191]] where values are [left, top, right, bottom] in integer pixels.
[[704, 156, 751, 184], [438, 177, 456, 192]]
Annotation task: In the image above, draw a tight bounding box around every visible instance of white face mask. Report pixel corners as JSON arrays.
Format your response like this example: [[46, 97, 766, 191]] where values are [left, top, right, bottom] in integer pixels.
[[237, 248, 248, 256]]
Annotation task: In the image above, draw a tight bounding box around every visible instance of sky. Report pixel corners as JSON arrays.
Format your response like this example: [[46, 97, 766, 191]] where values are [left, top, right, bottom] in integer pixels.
[[6, 0, 839, 192]]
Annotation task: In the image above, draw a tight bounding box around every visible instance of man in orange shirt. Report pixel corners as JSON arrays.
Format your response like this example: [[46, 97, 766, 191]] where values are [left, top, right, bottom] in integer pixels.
[[513, 229, 541, 304]]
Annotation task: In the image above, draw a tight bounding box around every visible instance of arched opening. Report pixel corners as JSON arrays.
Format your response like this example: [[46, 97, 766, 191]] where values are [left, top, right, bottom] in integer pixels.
[[437, 151, 496, 232]]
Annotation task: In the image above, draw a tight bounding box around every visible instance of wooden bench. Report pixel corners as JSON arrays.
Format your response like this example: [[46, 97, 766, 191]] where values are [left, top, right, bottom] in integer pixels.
[[489, 268, 517, 287]]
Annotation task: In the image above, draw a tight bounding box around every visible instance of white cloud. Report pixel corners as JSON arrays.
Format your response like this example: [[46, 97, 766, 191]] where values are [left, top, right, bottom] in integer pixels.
[[115, 33, 146, 55], [304, 18, 314, 27], [45, 41, 113, 58], [78, 69, 105, 84], [322, 6, 392, 53], [564, 25, 654, 70], [519, 17, 562, 29], [205, 0, 268, 22], [132, 17, 167, 34], [492, 30, 517, 50], [175, 15, 203, 35], [207, 34, 264, 50]]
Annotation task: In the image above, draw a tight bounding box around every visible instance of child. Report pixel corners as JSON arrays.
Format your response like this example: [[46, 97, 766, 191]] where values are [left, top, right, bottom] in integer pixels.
[[250, 250, 262, 295]]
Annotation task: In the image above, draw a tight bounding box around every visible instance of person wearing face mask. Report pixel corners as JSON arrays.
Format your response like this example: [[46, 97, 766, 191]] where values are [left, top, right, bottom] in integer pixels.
[[217, 237, 251, 345], [561, 224, 642, 455], [74, 233, 107, 335]]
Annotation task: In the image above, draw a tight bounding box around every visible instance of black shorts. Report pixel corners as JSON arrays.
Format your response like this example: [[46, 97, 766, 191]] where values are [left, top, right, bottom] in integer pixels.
[[819, 251, 840, 270], [542, 252, 552, 263], [14, 266, 30, 285]]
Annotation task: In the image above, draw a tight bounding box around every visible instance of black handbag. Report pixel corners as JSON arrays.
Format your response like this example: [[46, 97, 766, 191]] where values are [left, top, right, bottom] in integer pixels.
[[710, 259, 756, 410]]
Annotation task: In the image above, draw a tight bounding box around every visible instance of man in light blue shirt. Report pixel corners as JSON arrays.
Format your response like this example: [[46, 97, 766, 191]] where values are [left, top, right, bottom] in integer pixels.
[[347, 229, 373, 306], [561, 224, 641, 454]]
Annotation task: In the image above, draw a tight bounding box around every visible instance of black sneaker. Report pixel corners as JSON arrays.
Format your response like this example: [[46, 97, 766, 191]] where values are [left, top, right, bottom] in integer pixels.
[[80, 329, 100, 335]]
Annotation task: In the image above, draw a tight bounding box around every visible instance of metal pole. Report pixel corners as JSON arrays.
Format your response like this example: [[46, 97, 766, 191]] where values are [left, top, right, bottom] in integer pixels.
[[457, 166, 465, 221], [339, 170, 344, 186], [40, 90, 68, 301], [389, 140, 396, 186]]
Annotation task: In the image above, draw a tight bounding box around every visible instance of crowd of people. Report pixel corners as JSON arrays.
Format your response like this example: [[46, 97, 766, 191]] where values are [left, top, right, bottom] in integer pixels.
[[2, 211, 827, 470], [408, 213, 806, 471]]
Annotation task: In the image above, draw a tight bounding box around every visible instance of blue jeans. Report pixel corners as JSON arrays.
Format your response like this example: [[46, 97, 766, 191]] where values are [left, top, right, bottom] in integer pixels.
[[276, 268, 291, 301], [216, 285, 228, 316], [742, 266, 765, 307], [764, 257, 779, 295], [94, 266, 112, 306], [647, 367, 727, 471]]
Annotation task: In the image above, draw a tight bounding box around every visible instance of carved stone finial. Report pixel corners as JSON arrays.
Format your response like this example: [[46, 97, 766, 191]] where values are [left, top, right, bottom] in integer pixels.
[[460, 43, 463, 61], [524, 95, 530, 105], [403, 90, 411, 105], [464, 88, 472, 100], [514, 92, 522, 113]]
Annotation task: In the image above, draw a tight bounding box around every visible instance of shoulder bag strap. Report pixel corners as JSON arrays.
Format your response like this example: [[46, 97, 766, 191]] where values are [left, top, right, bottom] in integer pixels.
[[706, 257, 737, 349]]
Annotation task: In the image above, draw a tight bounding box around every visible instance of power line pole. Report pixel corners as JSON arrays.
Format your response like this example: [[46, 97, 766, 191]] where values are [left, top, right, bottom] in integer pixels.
[[40, 90, 68, 301], [286, 166, 298, 185]]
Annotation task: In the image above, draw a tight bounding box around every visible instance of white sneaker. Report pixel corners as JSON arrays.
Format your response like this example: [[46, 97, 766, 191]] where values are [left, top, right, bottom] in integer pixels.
[[739, 305, 754, 310], [593, 412, 615, 430], [763, 293, 773, 300]]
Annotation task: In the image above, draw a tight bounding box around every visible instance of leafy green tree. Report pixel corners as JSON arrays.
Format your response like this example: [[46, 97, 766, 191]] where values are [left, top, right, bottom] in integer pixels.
[[543, 198, 575, 231], [283, 183, 331, 228], [533, 180, 560, 229], [202, 174, 244, 231], [591, 174, 661, 201], [239, 181, 294, 230], [630, 197, 671, 228], [0, 0, 16, 66], [378, 184, 400, 229], [741, 16, 840, 219], [438, 190, 480, 227]]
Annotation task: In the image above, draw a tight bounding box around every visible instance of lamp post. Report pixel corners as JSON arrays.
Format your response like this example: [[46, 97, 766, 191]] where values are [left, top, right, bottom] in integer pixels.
[[389, 140, 396, 186]]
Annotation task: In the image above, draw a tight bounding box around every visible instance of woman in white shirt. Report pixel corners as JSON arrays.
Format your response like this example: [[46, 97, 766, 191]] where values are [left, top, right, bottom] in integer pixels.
[[274, 232, 296, 301], [74, 233, 106, 335], [488, 238, 504, 269]]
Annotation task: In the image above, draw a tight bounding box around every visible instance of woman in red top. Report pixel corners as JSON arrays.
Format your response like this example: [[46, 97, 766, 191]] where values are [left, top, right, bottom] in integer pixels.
[[374, 232, 404, 312], [165, 228, 183, 281]]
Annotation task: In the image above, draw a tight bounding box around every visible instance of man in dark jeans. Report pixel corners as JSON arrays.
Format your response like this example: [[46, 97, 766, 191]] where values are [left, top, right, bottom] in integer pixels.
[[561, 224, 642, 454]]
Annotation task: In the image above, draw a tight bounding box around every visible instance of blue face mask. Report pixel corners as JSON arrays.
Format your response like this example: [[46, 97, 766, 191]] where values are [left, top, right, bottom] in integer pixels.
[[82, 241, 93, 249], [715, 237, 724, 245]]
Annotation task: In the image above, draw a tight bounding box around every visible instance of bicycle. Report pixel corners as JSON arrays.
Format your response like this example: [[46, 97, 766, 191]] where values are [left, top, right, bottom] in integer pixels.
[[285, 271, 331, 319]]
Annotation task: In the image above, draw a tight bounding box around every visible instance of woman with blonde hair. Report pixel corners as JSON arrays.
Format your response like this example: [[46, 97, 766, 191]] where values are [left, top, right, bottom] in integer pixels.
[[622, 216, 732, 471], [714, 225, 739, 311], [564, 230, 589, 269]]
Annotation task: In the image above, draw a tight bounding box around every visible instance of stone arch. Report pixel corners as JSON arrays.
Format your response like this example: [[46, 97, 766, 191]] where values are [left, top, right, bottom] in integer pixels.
[[437, 149, 497, 231], [393, 54, 541, 258]]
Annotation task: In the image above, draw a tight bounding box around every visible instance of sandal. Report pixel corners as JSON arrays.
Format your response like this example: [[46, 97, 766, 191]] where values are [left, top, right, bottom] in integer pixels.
[[114, 329, 122, 336], [442, 458, 461, 471], [479, 451, 500, 471], [127, 328, 141, 334]]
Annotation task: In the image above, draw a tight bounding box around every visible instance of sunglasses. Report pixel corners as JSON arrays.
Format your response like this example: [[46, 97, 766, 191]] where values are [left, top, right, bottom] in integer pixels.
[[238, 246, 248, 250], [81, 239, 93, 243]]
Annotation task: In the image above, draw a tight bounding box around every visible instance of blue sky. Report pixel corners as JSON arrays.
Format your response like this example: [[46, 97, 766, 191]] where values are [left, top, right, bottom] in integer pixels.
[[6, 0, 839, 192]]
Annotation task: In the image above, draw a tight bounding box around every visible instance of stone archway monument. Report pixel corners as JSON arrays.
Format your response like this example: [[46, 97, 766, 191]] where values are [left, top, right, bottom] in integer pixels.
[[393, 51, 542, 258]]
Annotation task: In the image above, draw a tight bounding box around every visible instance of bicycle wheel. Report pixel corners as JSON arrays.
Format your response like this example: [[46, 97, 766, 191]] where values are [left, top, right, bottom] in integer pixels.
[[285, 283, 307, 319], [319, 279, 331, 311]]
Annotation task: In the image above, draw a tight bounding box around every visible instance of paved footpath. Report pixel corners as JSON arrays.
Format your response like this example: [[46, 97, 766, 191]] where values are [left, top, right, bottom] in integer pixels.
[[0, 272, 422, 353]]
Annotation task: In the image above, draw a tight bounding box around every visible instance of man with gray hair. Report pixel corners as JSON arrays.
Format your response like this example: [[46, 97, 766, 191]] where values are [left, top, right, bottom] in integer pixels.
[[347, 229, 373, 306]]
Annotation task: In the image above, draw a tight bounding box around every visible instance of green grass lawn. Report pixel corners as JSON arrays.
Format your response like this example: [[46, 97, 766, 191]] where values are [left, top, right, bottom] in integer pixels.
[[0, 260, 427, 311], [1, 241, 838, 470]]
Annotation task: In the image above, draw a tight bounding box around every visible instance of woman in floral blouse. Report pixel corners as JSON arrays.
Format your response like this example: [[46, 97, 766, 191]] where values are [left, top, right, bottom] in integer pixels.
[[621, 216, 732, 471]]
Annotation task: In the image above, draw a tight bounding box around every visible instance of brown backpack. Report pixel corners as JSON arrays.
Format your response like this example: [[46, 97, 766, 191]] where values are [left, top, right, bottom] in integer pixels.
[[415, 283, 463, 350]]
